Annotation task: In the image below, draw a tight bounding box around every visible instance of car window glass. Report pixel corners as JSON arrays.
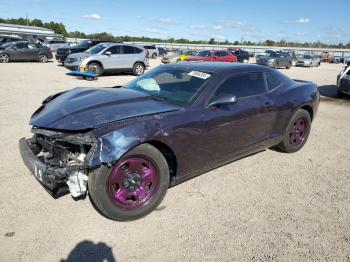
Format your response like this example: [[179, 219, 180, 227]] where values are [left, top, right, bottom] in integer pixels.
[[15, 42, 27, 49], [214, 51, 221, 57], [134, 47, 143, 54], [28, 43, 38, 49], [220, 51, 228, 57], [266, 73, 282, 91], [107, 46, 122, 54], [197, 51, 211, 57], [123, 45, 135, 54], [213, 72, 267, 100]]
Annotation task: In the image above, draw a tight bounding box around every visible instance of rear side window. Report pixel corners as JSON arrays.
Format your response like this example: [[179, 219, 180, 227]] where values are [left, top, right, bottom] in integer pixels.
[[144, 46, 155, 49], [15, 42, 27, 49], [107, 46, 122, 54], [134, 47, 143, 54], [213, 72, 267, 99], [123, 45, 135, 54], [265, 73, 283, 91]]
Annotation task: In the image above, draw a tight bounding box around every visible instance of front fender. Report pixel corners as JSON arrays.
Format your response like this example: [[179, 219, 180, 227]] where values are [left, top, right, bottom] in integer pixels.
[[89, 118, 169, 167]]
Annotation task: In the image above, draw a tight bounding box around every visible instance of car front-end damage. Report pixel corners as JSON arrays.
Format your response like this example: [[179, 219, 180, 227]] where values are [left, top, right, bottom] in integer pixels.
[[19, 128, 97, 198]]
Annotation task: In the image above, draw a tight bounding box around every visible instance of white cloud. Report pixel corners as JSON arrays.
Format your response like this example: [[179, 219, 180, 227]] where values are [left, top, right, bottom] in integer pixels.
[[146, 18, 176, 24], [190, 25, 207, 29], [295, 32, 306, 36], [213, 25, 223, 30], [82, 14, 101, 20], [295, 18, 310, 24], [143, 28, 168, 35], [215, 20, 255, 32]]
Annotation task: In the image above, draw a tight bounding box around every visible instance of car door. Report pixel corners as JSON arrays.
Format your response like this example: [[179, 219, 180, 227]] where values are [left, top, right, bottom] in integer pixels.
[[202, 72, 277, 164], [27, 43, 41, 60], [12, 42, 29, 60], [121, 45, 138, 69], [99, 45, 122, 70]]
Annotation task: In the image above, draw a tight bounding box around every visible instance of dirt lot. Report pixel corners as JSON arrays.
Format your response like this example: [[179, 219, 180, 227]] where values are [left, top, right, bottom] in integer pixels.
[[0, 59, 349, 262]]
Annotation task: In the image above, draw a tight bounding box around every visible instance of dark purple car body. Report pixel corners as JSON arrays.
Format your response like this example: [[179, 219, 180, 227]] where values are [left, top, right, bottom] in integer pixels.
[[19, 63, 319, 220]]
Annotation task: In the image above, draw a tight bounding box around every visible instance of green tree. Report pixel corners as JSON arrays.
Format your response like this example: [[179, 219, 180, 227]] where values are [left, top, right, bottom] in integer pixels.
[[208, 38, 216, 44]]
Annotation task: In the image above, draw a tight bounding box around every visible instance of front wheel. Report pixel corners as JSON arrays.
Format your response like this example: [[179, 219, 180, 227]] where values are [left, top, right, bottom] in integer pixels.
[[133, 62, 145, 76], [88, 144, 170, 221], [275, 109, 312, 153], [88, 62, 103, 76], [0, 53, 10, 63], [286, 62, 292, 69]]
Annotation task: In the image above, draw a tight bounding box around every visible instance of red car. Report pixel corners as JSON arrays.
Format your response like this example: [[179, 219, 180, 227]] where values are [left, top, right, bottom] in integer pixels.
[[185, 50, 237, 63]]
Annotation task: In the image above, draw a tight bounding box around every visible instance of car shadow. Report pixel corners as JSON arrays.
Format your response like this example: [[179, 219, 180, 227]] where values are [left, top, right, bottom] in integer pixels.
[[60, 240, 117, 262], [318, 85, 350, 101]]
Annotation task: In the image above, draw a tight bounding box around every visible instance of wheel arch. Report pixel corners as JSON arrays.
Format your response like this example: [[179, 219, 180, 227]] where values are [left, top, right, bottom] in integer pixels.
[[87, 60, 104, 69], [134, 61, 145, 68], [300, 105, 313, 121]]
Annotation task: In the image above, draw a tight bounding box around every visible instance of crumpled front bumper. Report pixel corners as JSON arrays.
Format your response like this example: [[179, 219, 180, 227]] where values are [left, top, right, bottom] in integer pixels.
[[19, 138, 70, 198]]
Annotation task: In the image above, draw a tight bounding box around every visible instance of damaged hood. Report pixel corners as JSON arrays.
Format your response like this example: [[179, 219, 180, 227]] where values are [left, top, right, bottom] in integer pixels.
[[30, 87, 181, 131]]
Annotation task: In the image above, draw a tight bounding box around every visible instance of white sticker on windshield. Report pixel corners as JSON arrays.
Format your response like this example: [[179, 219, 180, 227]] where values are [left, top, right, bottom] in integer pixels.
[[188, 71, 211, 80]]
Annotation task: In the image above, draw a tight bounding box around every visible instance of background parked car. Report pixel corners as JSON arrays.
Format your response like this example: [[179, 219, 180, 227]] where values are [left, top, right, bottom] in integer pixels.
[[0, 41, 52, 63], [0, 35, 27, 46], [296, 54, 321, 67], [231, 49, 250, 63], [55, 40, 105, 64], [257, 51, 293, 69], [157, 47, 167, 56], [143, 45, 159, 58], [64, 43, 149, 76], [185, 50, 237, 62], [43, 38, 67, 52]]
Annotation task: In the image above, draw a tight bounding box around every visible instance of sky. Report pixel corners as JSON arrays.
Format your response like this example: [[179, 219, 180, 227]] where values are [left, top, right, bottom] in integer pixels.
[[0, 0, 349, 44]]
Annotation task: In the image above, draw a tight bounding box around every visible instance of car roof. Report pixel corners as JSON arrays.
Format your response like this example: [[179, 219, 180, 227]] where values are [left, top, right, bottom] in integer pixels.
[[160, 62, 275, 74]]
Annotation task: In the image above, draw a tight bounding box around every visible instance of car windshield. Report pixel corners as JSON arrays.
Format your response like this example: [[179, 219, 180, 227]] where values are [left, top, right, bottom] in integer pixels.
[[75, 40, 91, 48], [303, 55, 312, 59], [1, 42, 13, 48], [197, 51, 212, 57], [125, 67, 213, 105], [85, 44, 109, 54]]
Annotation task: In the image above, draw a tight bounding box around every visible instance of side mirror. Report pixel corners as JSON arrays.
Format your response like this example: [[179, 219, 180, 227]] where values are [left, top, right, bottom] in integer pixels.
[[208, 96, 237, 107], [105, 51, 112, 55]]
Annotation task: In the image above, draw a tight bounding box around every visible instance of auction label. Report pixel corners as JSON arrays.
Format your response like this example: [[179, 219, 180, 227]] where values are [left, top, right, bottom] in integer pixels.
[[188, 71, 211, 79]]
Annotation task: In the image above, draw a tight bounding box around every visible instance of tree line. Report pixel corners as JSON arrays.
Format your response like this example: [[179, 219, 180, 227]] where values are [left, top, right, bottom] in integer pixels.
[[1, 17, 349, 49]]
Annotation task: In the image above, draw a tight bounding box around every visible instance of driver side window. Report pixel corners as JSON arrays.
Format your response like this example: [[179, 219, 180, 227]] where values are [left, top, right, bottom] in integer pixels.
[[15, 42, 27, 49], [212, 72, 267, 101], [106, 46, 122, 55]]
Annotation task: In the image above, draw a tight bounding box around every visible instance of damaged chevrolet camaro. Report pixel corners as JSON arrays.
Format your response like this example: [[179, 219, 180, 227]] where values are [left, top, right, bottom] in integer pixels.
[[19, 63, 320, 221]]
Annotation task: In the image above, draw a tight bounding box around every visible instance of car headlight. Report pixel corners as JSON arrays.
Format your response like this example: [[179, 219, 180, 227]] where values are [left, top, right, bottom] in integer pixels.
[[79, 57, 87, 61]]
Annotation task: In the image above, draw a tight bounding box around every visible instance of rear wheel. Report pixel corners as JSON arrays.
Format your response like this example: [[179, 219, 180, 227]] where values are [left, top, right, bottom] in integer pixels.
[[152, 53, 157, 59], [273, 62, 278, 69], [0, 53, 10, 63], [286, 62, 292, 69], [88, 144, 170, 221], [38, 54, 48, 63], [88, 62, 103, 76], [133, 62, 145, 76], [276, 109, 311, 153]]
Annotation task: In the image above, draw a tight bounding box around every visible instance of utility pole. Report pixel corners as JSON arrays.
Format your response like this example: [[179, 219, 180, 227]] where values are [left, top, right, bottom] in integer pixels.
[[26, 12, 29, 26]]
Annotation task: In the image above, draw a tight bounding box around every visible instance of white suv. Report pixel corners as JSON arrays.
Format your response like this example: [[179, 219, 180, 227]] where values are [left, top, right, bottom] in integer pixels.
[[64, 43, 149, 76]]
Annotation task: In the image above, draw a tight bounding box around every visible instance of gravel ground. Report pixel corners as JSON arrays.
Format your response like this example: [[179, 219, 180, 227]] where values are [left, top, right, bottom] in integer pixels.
[[0, 59, 349, 262]]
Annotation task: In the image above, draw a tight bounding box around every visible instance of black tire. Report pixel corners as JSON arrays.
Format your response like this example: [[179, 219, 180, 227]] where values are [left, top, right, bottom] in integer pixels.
[[337, 90, 345, 98], [0, 53, 10, 63], [133, 62, 145, 76], [88, 143, 170, 221], [88, 62, 104, 76], [275, 109, 312, 153], [286, 62, 292, 69], [152, 53, 157, 59], [38, 54, 48, 63], [273, 62, 278, 69]]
